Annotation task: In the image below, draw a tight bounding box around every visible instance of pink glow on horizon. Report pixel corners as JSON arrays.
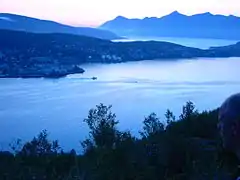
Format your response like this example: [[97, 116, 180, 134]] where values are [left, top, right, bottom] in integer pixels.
[[1, 0, 240, 27]]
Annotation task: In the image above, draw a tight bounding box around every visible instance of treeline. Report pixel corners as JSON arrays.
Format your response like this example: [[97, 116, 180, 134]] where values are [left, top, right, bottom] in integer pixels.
[[0, 102, 238, 180]]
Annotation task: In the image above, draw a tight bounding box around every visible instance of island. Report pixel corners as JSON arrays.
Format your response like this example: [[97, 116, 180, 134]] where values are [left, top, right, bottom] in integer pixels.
[[0, 29, 240, 78], [0, 65, 85, 79]]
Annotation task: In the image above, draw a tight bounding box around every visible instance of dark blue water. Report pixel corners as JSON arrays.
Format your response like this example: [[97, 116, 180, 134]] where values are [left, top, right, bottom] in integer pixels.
[[1, 57, 240, 151]]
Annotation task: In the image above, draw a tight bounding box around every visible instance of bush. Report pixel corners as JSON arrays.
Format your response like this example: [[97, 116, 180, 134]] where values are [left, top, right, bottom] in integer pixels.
[[0, 102, 236, 180]]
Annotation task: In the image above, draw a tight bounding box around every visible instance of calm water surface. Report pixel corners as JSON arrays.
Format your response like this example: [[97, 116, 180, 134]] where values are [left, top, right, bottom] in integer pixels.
[[113, 37, 238, 49], [0, 58, 240, 151]]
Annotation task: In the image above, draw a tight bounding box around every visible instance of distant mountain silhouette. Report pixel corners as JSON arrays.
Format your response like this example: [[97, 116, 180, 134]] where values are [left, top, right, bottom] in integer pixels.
[[0, 13, 120, 40], [99, 11, 240, 40]]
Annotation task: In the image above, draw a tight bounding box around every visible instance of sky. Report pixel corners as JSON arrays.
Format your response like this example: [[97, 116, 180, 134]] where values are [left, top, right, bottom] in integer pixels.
[[0, 0, 240, 27]]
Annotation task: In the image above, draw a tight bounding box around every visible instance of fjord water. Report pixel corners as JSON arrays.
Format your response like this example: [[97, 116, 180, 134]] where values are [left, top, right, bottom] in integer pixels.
[[113, 37, 238, 49], [1, 57, 240, 151]]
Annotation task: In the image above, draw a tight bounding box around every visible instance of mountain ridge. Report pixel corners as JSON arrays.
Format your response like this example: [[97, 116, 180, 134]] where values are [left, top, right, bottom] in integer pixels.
[[108, 11, 240, 21], [0, 13, 121, 40], [99, 11, 240, 40]]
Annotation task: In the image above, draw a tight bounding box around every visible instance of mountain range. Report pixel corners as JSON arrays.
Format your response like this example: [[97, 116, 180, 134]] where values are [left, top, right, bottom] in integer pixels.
[[2, 12, 240, 41], [99, 11, 240, 40], [0, 13, 120, 40]]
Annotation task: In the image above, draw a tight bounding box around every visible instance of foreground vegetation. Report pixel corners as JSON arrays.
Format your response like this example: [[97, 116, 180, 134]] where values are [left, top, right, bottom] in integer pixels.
[[0, 102, 239, 180]]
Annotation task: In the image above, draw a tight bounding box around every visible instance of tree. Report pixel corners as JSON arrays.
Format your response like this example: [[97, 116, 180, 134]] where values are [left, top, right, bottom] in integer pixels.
[[82, 103, 119, 151], [179, 101, 198, 121], [9, 138, 22, 155], [20, 130, 60, 156], [165, 109, 176, 125], [140, 113, 165, 138]]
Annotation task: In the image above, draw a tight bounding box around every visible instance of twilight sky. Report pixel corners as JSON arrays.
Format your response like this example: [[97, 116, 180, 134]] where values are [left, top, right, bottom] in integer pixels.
[[0, 0, 240, 27]]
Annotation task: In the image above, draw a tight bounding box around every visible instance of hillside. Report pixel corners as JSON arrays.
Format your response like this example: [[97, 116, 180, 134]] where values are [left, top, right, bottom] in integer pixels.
[[100, 11, 240, 40], [0, 13, 120, 40], [0, 29, 240, 78], [208, 42, 240, 57]]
